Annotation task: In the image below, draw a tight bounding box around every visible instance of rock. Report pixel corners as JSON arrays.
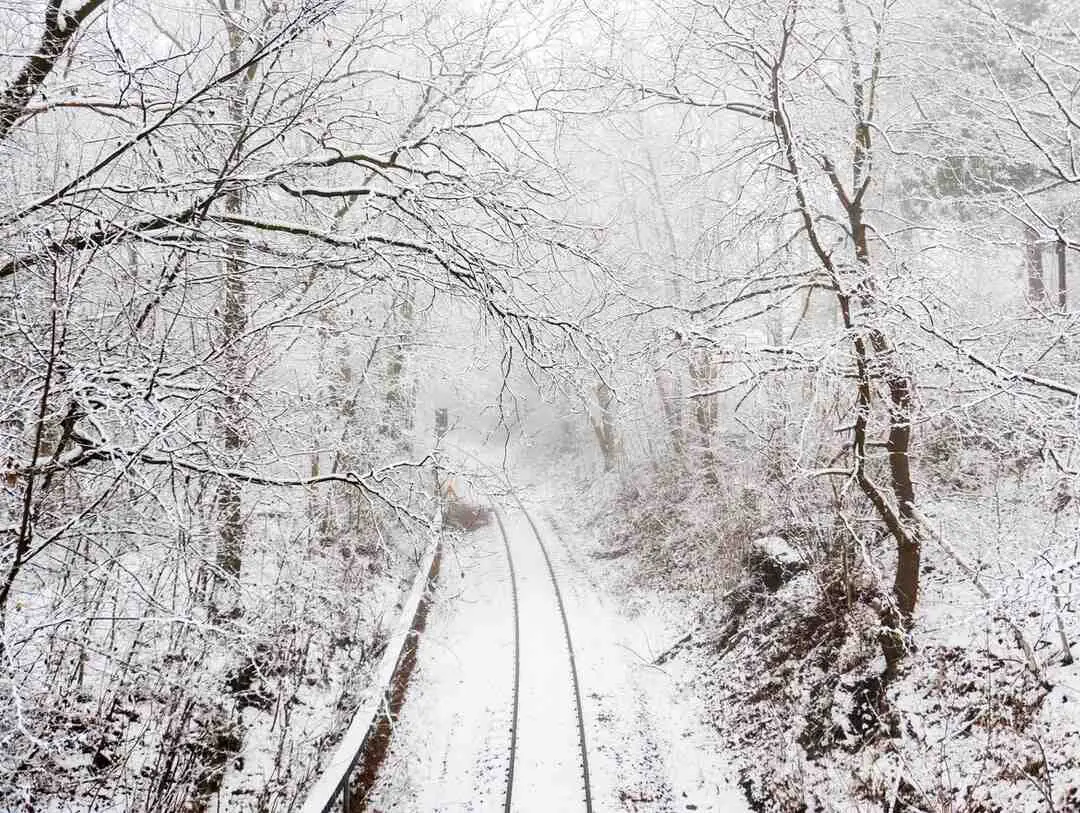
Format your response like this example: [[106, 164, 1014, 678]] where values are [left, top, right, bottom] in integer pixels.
[[746, 536, 805, 591]]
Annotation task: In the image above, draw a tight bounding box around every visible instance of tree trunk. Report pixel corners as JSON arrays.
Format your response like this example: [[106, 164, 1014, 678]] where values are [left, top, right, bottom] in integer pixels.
[[1057, 236, 1067, 311], [654, 368, 684, 457], [214, 1, 250, 611], [591, 381, 620, 471], [873, 329, 922, 673], [850, 215, 922, 675], [688, 349, 719, 481], [216, 195, 246, 588], [378, 291, 415, 455], [1025, 224, 1047, 306]]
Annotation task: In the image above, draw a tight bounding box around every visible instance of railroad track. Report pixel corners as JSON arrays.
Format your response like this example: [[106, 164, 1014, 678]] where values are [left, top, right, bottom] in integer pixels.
[[493, 495, 594, 813], [302, 468, 594, 812]]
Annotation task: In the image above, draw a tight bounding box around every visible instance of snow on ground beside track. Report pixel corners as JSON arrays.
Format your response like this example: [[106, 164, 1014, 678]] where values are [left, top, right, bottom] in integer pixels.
[[361, 458, 750, 811], [577, 466, 1080, 810], [209, 504, 415, 812], [523, 496, 750, 813], [364, 523, 513, 811]]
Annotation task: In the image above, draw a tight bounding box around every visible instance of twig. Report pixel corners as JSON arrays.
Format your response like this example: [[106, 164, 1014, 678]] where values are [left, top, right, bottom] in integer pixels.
[[912, 508, 1045, 681]]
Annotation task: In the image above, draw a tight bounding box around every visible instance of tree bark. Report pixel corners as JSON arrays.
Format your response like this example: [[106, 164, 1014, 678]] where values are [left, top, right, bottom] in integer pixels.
[[591, 381, 620, 471], [0, 0, 107, 141], [688, 349, 719, 481], [378, 291, 415, 454], [766, 4, 922, 673], [213, 0, 251, 607], [1057, 236, 1067, 311], [1025, 225, 1047, 306], [655, 368, 684, 457]]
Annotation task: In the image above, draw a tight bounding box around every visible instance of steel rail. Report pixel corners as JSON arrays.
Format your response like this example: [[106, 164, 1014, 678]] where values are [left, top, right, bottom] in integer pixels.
[[512, 496, 594, 813], [491, 493, 594, 813], [299, 449, 592, 813], [492, 509, 522, 813], [439, 444, 595, 812]]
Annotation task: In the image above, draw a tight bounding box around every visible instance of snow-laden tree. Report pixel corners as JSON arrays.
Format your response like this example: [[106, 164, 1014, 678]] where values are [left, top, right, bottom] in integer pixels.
[[0, 0, 600, 806], [580, 0, 922, 671], [581, 0, 1080, 677]]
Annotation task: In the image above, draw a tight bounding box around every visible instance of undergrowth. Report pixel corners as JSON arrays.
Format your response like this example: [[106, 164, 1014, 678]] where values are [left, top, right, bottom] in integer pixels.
[[596, 445, 1080, 812]]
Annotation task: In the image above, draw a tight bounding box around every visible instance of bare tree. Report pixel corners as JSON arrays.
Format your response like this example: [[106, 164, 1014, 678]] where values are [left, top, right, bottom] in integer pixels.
[[0, 0, 600, 805], [622, 0, 926, 671]]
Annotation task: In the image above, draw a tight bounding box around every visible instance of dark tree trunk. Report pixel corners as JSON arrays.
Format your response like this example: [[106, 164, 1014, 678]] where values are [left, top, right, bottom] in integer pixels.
[[0, 0, 107, 141], [214, 1, 251, 608]]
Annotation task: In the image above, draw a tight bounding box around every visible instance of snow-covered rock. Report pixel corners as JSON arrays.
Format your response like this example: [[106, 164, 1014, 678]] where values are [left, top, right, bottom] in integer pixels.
[[746, 536, 806, 591]]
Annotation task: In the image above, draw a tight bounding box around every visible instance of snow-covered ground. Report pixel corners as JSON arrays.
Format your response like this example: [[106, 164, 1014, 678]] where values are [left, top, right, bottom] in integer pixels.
[[523, 498, 749, 812], [584, 463, 1080, 811], [363, 483, 749, 811], [363, 522, 514, 811]]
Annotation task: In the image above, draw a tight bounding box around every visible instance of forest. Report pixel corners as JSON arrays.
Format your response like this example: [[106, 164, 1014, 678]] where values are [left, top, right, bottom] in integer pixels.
[[0, 0, 1077, 810]]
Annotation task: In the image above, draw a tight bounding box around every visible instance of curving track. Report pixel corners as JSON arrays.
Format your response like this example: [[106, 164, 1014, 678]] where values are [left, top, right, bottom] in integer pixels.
[[493, 496, 593, 813], [327, 476, 752, 812]]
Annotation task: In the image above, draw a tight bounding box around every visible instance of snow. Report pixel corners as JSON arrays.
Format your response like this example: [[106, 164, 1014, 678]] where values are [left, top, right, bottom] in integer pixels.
[[589, 466, 1080, 811], [301, 531, 441, 813], [751, 536, 802, 568], [362, 522, 514, 810], [528, 502, 750, 812], [363, 483, 750, 811], [500, 506, 589, 811]]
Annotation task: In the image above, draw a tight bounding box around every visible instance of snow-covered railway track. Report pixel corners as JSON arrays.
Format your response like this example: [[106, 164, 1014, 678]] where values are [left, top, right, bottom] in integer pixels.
[[493, 497, 593, 813], [308, 477, 596, 812]]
